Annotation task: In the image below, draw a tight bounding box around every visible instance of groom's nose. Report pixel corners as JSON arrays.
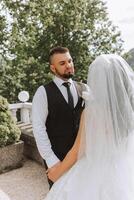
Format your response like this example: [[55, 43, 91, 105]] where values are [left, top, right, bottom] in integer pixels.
[[66, 62, 73, 69]]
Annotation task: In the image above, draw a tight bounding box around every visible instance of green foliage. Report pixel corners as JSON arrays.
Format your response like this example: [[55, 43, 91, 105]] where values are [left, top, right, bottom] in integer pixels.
[[0, 96, 21, 147], [0, 125, 9, 147], [0, 0, 123, 102]]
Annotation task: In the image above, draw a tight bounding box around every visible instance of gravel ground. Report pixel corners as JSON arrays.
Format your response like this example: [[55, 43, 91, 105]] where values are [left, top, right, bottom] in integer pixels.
[[0, 159, 49, 200]]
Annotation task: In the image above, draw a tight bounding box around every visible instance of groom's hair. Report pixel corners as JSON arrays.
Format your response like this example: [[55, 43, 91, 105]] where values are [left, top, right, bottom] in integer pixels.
[[49, 46, 69, 64]]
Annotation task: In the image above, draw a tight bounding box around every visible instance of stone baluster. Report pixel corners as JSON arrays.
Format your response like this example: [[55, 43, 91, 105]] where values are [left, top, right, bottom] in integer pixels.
[[18, 91, 32, 123], [20, 103, 32, 123], [10, 108, 18, 122], [9, 91, 32, 123]]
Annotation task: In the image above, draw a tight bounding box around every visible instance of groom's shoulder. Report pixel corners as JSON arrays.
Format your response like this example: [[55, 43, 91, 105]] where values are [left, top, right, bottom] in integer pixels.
[[73, 81, 89, 96], [44, 80, 55, 89], [73, 81, 88, 90]]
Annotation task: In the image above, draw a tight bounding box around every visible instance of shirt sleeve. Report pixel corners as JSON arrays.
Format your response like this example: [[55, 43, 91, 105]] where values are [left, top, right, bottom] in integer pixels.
[[32, 85, 60, 168]]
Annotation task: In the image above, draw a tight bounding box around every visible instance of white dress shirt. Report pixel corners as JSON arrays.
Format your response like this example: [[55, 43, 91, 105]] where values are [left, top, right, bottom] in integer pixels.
[[32, 76, 78, 168]]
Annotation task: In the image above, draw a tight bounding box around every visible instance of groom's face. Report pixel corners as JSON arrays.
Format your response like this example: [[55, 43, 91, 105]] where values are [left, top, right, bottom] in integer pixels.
[[50, 52, 75, 80]]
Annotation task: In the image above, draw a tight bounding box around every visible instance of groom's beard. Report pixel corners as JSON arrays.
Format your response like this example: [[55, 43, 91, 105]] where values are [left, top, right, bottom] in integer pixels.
[[55, 69, 74, 79], [62, 73, 74, 79]]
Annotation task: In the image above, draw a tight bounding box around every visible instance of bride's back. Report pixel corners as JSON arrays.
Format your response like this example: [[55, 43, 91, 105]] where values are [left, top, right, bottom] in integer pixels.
[[84, 54, 134, 162]]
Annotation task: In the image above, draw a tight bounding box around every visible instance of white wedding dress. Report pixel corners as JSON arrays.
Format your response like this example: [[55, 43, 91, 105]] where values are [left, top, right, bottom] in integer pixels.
[[45, 138, 134, 200], [45, 54, 134, 200]]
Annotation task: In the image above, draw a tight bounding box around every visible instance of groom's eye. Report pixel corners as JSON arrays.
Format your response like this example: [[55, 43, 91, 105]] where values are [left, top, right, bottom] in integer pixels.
[[68, 59, 73, 63], [59, 61, 65, 65]]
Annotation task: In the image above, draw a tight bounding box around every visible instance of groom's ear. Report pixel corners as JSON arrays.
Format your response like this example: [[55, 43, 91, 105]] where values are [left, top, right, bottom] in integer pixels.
[[50, 64, 56, 74]]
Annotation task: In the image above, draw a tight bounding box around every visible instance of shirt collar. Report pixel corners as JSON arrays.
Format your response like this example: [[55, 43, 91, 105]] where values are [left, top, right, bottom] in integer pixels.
[[53, 76, 73, 87]]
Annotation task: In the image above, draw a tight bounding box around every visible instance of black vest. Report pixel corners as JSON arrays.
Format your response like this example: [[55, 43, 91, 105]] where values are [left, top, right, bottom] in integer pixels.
[[45, 81, 84, 161]]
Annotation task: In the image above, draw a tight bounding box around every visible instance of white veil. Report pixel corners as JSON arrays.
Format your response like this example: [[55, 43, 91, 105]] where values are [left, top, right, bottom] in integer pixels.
[[80, 54, 134, 166]]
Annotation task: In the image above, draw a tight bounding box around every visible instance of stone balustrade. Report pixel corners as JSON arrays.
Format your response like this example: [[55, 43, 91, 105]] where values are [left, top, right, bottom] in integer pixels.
[[9, 102, 43, 164], [8, 91, 32, 123], [9, 102, 32, 123], [8, 91, 44, 165]]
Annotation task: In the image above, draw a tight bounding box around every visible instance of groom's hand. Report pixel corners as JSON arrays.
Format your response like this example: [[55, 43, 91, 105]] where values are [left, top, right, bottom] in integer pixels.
[[46, 161, 61, 174], [46, 161, 62, 182]]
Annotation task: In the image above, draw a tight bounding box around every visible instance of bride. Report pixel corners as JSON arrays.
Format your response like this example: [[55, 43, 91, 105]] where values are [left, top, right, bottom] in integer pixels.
[[44, 54, 134, 200]]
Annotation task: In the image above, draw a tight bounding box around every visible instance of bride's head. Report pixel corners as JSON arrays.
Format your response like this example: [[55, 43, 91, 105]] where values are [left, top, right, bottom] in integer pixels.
[[88, 54, 134, 107]]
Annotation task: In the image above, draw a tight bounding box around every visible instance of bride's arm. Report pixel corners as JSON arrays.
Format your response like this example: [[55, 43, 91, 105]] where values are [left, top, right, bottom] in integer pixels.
[[47, 111, 85, 182]]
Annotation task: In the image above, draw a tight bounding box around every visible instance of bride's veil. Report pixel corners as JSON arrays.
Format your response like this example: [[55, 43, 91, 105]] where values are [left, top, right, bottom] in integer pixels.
[[79, 54, 134, 165]]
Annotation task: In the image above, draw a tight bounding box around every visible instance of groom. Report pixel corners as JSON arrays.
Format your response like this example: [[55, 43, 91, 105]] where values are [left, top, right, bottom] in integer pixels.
[[32, 46, 86, 188]]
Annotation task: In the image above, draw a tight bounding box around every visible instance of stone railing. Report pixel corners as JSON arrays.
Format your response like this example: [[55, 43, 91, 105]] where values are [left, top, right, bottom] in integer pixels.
[[8, 91, 44, 165], [9, 102, 32, 123], [9, 91, 32, 123]]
